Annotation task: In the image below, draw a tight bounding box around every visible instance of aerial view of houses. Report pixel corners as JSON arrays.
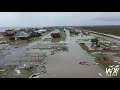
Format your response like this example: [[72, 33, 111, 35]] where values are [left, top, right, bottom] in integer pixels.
[[0, 12, 120, 78]]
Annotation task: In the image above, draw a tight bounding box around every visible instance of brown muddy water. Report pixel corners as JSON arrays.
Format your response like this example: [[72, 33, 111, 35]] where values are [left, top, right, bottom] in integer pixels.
[[0, 29, 110, 78]]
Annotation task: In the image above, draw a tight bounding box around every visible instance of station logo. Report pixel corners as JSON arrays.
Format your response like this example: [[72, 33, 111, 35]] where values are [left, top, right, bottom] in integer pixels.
[[106, 65, 120, 76]]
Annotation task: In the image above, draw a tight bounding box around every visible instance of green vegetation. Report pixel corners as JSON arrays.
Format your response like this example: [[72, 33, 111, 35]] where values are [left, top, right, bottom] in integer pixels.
[[9, 37, 15, 41], [0, 65, 16, 71], [81, 39, 90, 41], [80, 43, 89, 52], [0, 37, 5, 41], [61, 46, 68, 51], [91, 38, 99, 45], [99, 42, 111, 47], [28, 36, 41, 42], [90, 52, 105, 57], [0, 65, 37, 78], [51, 38, 61, 42], [75, 25, 120, 36]]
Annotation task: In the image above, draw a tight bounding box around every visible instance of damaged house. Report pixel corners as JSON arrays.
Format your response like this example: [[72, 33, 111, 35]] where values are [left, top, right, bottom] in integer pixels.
[[15, 31, 31, 40]]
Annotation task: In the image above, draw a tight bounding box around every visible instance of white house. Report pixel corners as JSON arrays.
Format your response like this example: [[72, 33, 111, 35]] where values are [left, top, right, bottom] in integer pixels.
[[35, 29, 47, 33]]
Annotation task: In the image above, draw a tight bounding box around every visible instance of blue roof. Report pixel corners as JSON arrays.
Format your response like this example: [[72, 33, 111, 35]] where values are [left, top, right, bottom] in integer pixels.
[[15, 31, 30, 37]]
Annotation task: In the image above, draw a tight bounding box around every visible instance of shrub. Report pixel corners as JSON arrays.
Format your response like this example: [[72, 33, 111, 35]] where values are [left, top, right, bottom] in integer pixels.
[[9, 37, 15, 41], [91, 38, 99, 45]]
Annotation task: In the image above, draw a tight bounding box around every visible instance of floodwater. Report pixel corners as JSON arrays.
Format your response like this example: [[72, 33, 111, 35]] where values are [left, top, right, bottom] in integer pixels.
[[44, 29, 108, 78], [0, 29, 110, 78]]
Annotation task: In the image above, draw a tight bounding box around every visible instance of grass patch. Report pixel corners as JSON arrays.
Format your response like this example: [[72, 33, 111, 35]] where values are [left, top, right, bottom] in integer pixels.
[[61, 46, 69, 51], [90, 52, 105, 57], [0, 37, 6, 41], [80, 44, 89, 51], [51, 38, 61, 42], [79, 39, 91, 41], [80, 43, 99, 53], [0, 65, 16, 71], [28, 37, 41, 42]]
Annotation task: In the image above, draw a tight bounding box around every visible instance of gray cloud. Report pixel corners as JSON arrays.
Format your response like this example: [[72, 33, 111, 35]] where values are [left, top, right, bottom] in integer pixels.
[[0, 12, 120, 27]]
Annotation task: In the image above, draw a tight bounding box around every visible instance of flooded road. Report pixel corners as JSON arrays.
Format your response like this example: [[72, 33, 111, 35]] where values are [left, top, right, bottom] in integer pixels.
[[45, 29, 108, 78]]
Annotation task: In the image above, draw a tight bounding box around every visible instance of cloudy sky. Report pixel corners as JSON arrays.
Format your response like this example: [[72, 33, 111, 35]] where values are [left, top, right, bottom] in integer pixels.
[[0, 12, 120, 27]]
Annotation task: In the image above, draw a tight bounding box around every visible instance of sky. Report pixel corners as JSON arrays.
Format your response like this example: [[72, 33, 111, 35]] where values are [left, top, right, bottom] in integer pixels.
[[0, 12, 120, 27]]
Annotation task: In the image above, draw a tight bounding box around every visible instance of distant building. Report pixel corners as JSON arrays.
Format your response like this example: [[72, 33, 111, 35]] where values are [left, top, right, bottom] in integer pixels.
[[34, 29, 47, 33], [15, 31, 31, 40], [4, 29, 15, 36]]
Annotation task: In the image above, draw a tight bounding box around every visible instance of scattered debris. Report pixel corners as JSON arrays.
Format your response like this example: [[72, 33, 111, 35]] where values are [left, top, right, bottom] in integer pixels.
[[102, 48, 111, 50], [103, 57, 110, 61], [14, 46, 19, 48], [94, 57, 110, 61], [94, 58, 102, 61], [31, 60, 42, 62], [115, 65, 120, 68], [50, 51, 55, 55], [79, 62, 90, 66], [94, 63, 99, 65], [15, 69, 21, 75], [23, 64, 27, 67], [0, 70, 5, 72], [113, 61, 118, 62], [99, 73, 102, 76]]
